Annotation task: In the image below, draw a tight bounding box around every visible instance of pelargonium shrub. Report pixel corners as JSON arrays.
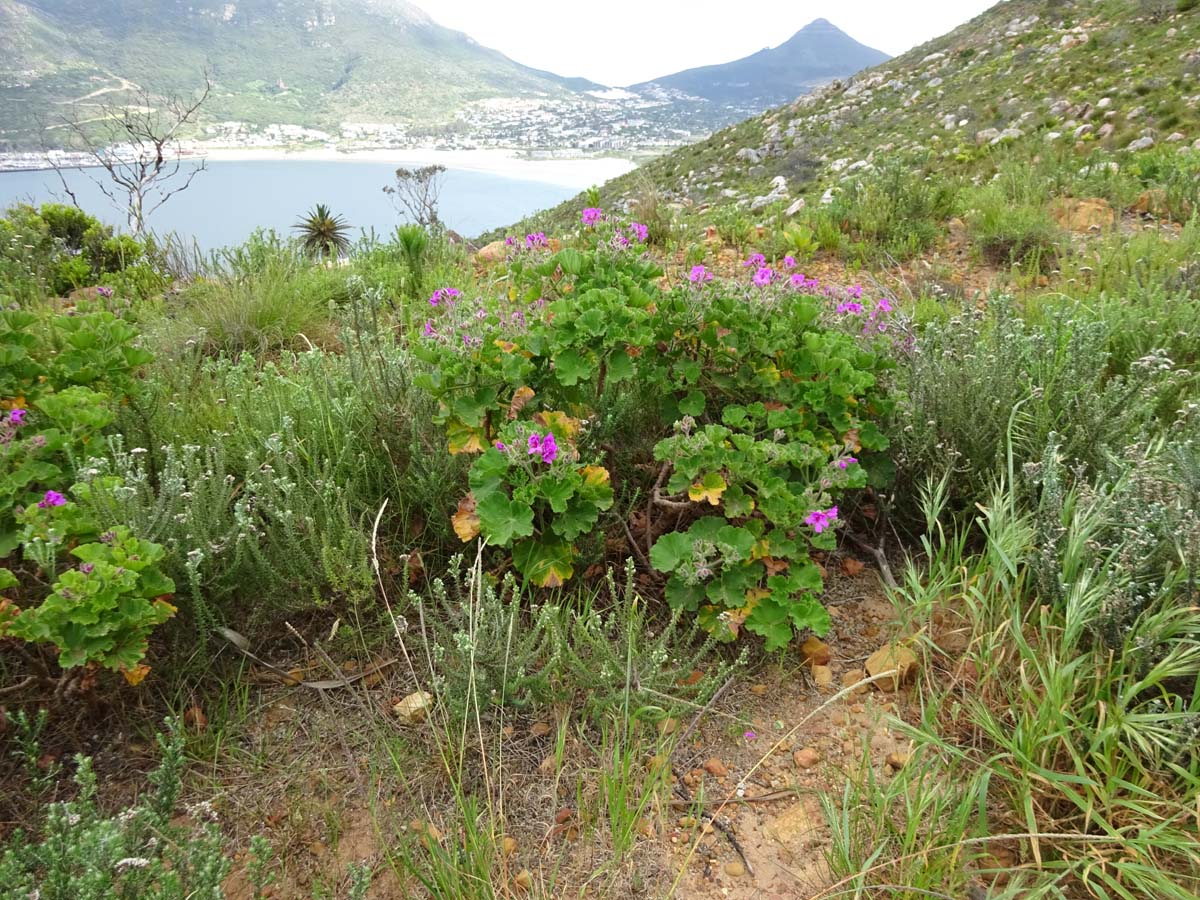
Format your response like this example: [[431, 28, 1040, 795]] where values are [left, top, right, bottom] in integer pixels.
[[416, 212, 895, 649]]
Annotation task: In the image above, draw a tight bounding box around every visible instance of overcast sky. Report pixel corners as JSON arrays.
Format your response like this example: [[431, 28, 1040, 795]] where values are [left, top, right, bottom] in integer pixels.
[[421, 0, 998, 86]]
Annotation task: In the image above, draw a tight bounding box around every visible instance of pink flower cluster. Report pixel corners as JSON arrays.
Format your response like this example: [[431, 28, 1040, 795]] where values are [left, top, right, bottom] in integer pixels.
[[525, 232, 548, 248], [837, 292, 894, 334], [429, 287, 461, 307], [688, 264, 714, 283], [581, 207, 604, 226], [805, 505, 839, 534], [527, 431, 558, 464]]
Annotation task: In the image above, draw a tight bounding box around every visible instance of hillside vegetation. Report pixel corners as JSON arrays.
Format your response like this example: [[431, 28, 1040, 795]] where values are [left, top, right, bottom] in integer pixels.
[[0, 0, 580, 148], [514, 0, 1200, 253], [2, 1, 1200, 899]]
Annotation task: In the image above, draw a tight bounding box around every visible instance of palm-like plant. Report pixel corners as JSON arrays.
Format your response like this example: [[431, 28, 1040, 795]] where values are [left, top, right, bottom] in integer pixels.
[[294, 204, 352, 259]]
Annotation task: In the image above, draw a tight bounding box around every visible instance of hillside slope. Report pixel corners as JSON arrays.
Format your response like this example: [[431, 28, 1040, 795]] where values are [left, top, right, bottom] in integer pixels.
[[511, 0, 1200, 238], [633, 18, 889, 108], [0, 0, 590, 149]]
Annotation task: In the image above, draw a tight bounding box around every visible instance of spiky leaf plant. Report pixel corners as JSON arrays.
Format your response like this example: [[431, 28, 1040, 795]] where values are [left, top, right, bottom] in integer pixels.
[[294, 203, 352, 259]]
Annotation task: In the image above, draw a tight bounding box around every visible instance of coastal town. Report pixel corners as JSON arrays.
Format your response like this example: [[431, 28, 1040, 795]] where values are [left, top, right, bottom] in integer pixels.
[[0, 89, 747, 172]]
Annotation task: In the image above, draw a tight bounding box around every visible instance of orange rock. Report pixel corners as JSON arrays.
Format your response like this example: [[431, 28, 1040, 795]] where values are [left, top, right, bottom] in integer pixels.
[[1051, 197, 1114, 231]]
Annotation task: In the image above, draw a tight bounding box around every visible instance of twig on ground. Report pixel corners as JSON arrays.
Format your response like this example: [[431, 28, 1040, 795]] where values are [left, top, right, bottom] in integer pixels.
[[846, 531, 898, 590]]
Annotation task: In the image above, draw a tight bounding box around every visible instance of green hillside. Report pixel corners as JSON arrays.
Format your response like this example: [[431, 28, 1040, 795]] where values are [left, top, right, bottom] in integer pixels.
[[513, 0, 1200, 243], [0, 0, 582, 149]]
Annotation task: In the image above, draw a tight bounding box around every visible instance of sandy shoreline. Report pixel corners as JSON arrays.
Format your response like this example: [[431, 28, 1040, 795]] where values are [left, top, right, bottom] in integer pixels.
[[0, 146, 640, 189]]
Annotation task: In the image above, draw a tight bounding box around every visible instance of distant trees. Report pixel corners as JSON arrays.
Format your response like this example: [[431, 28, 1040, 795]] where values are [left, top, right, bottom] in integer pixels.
[[383, 164, 445, 230], [45, 73, 213, 236]]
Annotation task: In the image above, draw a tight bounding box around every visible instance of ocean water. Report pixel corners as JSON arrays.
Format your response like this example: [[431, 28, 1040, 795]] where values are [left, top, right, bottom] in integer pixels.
[[0, 158, 600, 251]]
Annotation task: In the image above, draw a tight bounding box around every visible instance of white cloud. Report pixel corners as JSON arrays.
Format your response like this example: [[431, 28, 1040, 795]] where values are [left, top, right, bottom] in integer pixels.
[[417, 0, 997, 86]]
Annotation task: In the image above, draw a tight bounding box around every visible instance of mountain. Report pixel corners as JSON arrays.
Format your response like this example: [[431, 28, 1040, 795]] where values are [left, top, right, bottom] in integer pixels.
[[504, 0, 1200, 237], [633, 18, 890, 108], [0, 0, 600, 150]]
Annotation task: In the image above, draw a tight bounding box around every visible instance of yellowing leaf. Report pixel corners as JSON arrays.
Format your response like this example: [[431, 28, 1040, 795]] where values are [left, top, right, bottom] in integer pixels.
[[580, 466, 611, 488], [533, 410, 582, 440], [688, 473, 727, 506], [508, 386, 535, 420], [451, 494, 481, 542], [122, 663, 151, 686], [843, 428, 862, 452], [447, 419, 487, 455], [495, 340, 519, 353]]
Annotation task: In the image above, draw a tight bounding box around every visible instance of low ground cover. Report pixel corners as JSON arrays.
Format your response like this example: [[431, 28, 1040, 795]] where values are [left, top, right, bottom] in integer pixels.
[[2, 168, 1198, 900]]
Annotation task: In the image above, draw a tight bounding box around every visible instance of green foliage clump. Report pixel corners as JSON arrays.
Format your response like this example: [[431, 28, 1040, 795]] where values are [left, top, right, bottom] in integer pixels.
[[418, 215, 893, 647], [0, 716, 230, 899], [414, 558, 739, 723], [968, 187, 1062, 270]]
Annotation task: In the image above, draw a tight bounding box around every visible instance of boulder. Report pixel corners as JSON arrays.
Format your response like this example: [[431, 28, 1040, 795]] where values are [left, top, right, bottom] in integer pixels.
[[1051, 197, 1115, 231], [474, 240, 508, 263], [735, 147, 761, 164], [1126, 136, 1155, 151]]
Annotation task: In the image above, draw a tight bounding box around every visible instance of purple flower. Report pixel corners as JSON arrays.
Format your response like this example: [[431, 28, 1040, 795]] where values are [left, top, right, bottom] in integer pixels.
[[429, 287, 459, 307], [581, 207, 603, 226], [744, 730, 757, 741], [38, 490, 67, 509], [527, 431, 557, 464], [628, 222, 649, 243], [753, 267, 774, 287], [688, 264, 713, 283], [804, 505, 839, 534], [96, 286, 114, 299], [835, 457, 858, 470], [876, 297, 894, 313], [8, 409, 26, 426], [847, 284, 863, 299], [525, 232, 548, 248], [783, 256, 797, 270], [505, 236, 516, 246], [837, 301, 864, 315], [742, 253, 766, 268], [422, 320, 438, 338], [80, 562, 94, 574], [495, 441, 507, 451]]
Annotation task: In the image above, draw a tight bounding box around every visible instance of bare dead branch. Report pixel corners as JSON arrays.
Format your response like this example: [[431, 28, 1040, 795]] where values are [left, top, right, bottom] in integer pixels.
[[41, 70, 213, 235]]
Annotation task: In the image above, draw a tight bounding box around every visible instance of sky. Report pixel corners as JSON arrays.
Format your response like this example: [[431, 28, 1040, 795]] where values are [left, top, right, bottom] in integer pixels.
[[420, 0, 998, 87]]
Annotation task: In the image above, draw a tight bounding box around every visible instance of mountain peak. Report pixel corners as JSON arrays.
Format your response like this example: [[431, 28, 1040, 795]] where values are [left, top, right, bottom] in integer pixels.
[[633, 19, 889, 106]]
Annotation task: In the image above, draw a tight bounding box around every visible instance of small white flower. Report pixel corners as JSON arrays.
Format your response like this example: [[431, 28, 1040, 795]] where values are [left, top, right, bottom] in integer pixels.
[[115, 857, 152, 870]]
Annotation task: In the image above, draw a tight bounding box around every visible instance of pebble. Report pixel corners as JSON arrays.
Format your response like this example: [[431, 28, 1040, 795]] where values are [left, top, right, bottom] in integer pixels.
[[724, 861, 746, 877], [793, 747, 821, 769]]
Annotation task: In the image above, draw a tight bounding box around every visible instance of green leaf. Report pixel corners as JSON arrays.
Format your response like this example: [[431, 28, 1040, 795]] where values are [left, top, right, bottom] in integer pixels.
[[512, 536, 575, 587], [539, 471, 579, 513], [554, 248, 586, 276], [665, 576, 706, 611], [476, 493, 535, 546], [744, 595, 794, 651], [468, 449, 509, 501], [554, 349, 593, 387], [650, 532, 692, 573], [607, 348, 635, 383], [0, 568, 17, 590], [678, 390, 705, 417]]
